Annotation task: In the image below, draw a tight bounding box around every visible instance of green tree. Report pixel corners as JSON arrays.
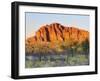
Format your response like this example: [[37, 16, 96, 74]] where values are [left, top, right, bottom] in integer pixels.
[[81, 39, 89, 54]]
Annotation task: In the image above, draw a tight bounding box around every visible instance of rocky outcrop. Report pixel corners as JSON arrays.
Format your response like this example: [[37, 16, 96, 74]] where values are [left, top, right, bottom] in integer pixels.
[[26, 23, 89, 44]]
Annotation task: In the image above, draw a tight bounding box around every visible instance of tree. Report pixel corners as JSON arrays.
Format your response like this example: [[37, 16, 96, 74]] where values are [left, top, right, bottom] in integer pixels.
[[81, 39, 89, 54]]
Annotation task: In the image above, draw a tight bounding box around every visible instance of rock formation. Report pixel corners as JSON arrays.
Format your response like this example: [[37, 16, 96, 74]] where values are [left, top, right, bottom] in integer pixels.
[[26, 23, 89, 45]]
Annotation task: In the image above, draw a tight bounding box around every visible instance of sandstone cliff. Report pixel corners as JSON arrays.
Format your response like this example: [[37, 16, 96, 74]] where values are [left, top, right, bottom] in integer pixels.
[[26, 23, 89, 45]]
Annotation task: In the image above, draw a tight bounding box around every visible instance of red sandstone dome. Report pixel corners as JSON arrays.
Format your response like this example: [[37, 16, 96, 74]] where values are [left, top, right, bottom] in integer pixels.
[[26, 23, 89, 45]]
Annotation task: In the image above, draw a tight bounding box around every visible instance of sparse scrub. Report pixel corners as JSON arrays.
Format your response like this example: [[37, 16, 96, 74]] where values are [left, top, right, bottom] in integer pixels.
[[25, 40, 89, 68]]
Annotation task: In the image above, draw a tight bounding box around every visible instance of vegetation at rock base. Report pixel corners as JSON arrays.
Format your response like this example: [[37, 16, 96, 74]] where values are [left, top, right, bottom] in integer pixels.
[[25, 39, 89, 68]]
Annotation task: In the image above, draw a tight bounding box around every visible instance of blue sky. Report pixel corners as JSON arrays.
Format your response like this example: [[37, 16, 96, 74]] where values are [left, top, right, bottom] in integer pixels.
[[26, 12, 89, 37]]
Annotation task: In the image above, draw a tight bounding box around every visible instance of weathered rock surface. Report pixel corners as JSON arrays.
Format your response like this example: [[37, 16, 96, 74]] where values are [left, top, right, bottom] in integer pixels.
[[26, 23, 89, 44]]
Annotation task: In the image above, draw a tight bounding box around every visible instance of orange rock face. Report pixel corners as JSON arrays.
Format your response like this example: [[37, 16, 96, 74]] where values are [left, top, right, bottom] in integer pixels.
[[26, 23, 89, 44]]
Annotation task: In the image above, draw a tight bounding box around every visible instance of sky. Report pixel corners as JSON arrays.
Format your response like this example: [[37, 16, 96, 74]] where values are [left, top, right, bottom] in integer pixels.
[[26, 12, 90, 37]]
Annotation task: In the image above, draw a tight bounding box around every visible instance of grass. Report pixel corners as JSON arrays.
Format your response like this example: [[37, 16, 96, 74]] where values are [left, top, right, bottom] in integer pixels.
[[25, 41, 89, 68], [25, 54, 89, 68]]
